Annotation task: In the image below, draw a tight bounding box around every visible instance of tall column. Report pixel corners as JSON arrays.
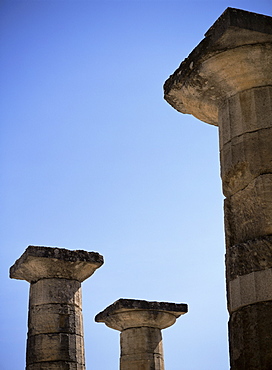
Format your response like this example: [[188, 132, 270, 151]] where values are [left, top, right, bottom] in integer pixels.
[[10, 245, 104, 370], [164, 8, 272, 369], [95, 298, 188, 370]]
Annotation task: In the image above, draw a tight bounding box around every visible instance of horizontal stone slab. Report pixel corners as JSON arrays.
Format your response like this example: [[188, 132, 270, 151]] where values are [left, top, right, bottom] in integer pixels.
[[226, 236, 272, 281], [228, 268, 272, 312], [10, 245, 104, 283], [95, 298, 188, 331], [224, 174, 272, 247], [96, 298, 188, 317], [220, 127, 272, 196]]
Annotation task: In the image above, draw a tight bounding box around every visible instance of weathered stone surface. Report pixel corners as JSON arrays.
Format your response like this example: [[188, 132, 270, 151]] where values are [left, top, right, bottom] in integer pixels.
[[30, 279, 82, 307], [163, 7, 272, 370], [164, 8, 272, 125], [121, 327, 163, 357], [220, 127, 272, 196], [28, 304, 83, 336], [10, 245, 104, 283], [226, 236, 272, 281], [26, 333, 84, 364], [218, 87, 272, 196], [10, 246, 104, 370], [229, 302, 272, 369], [228, 269, 272, 313], [96, 299, 187, 370], [99, 309, 177, 332], [120, 327, 164, 370], [120, 357, 164, 370], [27, 363, 85, 370], [26, 276, 85, 367], [95, 298, 188, 331], [224, 174, 272, 247], [218, 86, 272, 149]]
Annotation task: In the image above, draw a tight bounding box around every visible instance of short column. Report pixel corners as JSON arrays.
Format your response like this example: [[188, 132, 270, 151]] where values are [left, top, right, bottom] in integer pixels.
[[10, 245, 104, 370], [95, 298, 188, 370]]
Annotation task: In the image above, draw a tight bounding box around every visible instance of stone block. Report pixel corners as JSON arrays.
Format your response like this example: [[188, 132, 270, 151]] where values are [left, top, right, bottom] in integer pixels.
[[121, 327, 163, 355], [226, 236, 272, 281], [220, 127, 272, 196], [26, 333, 84, 365], [27, 363, 85, 370], [228, 269, 272, 312], [28, 304, 83, 336], [120, 357, 164, 370], [219, 86, 272, 149], [229, 302, 272, 369], [224, 174, 272, 247], [29, 278, 82, 307], [120, 327, 164, 370]]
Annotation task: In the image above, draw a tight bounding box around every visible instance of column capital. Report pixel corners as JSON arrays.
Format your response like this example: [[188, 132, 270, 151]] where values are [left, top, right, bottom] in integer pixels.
[[95, 298, 188, 331], [164, 8, 272, 125], [10, 245, 104, 283]]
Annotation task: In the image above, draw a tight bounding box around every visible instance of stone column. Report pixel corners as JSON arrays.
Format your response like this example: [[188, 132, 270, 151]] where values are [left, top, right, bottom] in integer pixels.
[[10, 245, 104, 370], [95, 298, 188, 370], [164, 8, 272, 370]]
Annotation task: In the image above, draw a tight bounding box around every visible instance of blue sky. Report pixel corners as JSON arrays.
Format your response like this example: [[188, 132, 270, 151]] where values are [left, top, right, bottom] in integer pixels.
[[1, 1, 271, 369]]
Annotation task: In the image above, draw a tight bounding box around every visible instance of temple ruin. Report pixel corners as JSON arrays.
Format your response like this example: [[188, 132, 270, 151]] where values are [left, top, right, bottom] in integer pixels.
[[9, 7, 272, 370], [10, 246, 187, 369]]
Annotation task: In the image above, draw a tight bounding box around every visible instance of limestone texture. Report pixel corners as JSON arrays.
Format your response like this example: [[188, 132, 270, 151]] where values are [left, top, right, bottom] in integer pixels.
[[224, 174, 272, 246], [164, 8, 272, 125], [27, 363, 85, 370], [10, 245, 104, 370], [95, 298, 188, 370], [120, 327, 164, 370], [229, 302, 272, 369], [10, 245, 103, 282], [219, 86, 272, 196], [226, 236, 272, 281], [228, 269, 272, 312]]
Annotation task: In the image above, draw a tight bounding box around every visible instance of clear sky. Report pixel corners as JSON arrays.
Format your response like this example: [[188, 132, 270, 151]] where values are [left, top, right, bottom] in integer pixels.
[[1, 1, 271, 369]]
